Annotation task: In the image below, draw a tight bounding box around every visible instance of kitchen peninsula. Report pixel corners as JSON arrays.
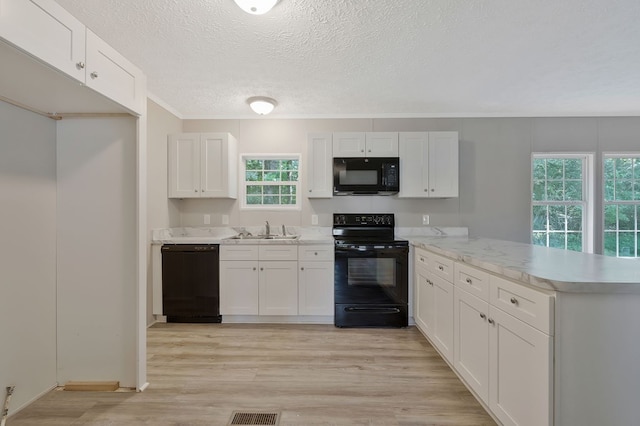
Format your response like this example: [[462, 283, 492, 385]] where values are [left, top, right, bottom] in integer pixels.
[[410, 236, 640, 426]]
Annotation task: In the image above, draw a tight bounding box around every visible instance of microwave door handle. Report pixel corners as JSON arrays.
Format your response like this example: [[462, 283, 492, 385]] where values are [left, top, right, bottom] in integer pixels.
[[381, 164, 386, 186]]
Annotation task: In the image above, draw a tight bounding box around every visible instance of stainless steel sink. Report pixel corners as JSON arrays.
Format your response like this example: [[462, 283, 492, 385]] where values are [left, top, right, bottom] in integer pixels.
[[226, 235, 299, 240]]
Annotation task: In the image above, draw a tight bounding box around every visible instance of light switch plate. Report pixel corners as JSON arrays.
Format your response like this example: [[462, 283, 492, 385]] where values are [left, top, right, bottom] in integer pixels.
[[311, 214, 319, 225], [204, 214, 211, 225], [422, 214, 430, 225], [222, 215, 229, 225]]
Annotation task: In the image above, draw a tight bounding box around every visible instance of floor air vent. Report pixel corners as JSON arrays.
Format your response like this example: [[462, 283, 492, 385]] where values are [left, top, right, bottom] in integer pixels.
[[228, 411, 280, 426]]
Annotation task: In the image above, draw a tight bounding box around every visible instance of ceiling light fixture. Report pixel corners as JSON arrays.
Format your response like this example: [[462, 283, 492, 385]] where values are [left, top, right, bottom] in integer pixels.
[[233, 0, 278, 15], [247, 96, 277, 115]]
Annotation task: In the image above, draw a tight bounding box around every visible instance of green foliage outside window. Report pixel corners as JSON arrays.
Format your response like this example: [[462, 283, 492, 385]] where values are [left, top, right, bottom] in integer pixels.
[[603, 157, 640, 257], [531, 157, 585, 252], [243, 158, 299, 207]]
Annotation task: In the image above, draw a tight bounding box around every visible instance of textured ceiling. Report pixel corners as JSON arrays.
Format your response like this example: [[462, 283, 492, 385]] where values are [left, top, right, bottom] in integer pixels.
[[55, 0, 640, 119]]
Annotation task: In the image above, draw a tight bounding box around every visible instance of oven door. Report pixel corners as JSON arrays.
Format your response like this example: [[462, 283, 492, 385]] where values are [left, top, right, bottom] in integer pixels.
[[334, 244, 408, 305]]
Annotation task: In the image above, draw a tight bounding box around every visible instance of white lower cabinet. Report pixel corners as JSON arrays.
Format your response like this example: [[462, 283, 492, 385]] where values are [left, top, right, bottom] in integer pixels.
[[220, 260, 259, 315], [417, 248, 553, 426], [259, 261, 298, 315], [488, 305, 552, 426], [454, 287, 490, 402], [221, 244, 336, 318], [298, 261, 333, 315], [414, 254, 454, 363]]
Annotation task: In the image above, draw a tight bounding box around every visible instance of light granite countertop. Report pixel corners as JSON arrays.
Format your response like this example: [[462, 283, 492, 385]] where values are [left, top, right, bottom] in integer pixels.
[[410, 236, 640, 294], [151, 226, 334, 245]]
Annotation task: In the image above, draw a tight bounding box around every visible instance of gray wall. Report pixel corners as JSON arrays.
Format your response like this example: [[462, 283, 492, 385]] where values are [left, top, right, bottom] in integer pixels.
[[146, 100, 182, 325], [0, 101, 57, 412], [147, 113, 640, 252]]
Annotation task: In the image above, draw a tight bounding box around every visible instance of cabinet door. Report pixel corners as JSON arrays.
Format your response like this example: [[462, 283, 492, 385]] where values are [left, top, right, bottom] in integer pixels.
[[489, 307, 553, 426], [398, 132, 429, 197], [454, 287, 490, 403], [219, 261, 259, 315], [333, 132, 366, 157], [431, 275, 454, 362], [365, 132, 398, 157], [427, 131, 459, 197], [298, 261, 334, 315], [414, 267, 434, 336], [200, 133, 237, 198], [307, 133, 333, 198], [259, 261, 298, 315], [168, 134, 201, 198], [0, 0, 86, 83], [85, 29, 145, 115]]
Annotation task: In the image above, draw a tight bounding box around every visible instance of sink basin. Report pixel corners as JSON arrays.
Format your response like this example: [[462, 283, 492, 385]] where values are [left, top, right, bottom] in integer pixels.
[[226, 235, 299, 240]]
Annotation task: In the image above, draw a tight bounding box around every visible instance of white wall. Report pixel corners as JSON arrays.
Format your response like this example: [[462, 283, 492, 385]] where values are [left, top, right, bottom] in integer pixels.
[[56, 117, 138, 387], [146, 100, 182, 325], [0, 101, 57, 412], [168, 116, 640, 251]]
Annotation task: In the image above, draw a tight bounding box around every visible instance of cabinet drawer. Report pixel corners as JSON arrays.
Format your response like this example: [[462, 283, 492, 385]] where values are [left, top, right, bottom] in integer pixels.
[[220, 245, 259, 261], [298, 245, 334, 261], [415, 248, 453, 282], [490, 276, 554, 334], [454, 262, 489, 302], [259, 245, 298, 261]]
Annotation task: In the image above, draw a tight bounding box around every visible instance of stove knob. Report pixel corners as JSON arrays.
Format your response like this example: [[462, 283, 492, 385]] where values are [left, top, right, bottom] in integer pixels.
[[374, 216, 381, 224]]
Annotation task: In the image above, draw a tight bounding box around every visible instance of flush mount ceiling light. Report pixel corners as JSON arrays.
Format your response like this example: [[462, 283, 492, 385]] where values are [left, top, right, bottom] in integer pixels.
[[247, 96, 277, 115], [233, 0, 278, 15]]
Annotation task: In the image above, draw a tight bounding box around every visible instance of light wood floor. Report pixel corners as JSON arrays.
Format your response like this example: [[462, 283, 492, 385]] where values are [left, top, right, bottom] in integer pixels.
[[9, 323, 496, 425]]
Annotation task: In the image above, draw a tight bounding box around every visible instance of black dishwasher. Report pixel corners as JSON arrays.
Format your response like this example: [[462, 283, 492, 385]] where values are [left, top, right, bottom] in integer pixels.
[[161, 244, 221, 323]]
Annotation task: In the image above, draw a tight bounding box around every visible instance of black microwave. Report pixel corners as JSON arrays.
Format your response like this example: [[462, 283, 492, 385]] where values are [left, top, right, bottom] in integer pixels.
[[333, 157, 400, 195]]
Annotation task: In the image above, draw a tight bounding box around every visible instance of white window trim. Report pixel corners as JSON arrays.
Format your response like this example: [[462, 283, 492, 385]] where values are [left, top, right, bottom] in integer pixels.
[[531, 152, 595, 253], [239, 153, 301, 211], [602, 152, 640, 257]]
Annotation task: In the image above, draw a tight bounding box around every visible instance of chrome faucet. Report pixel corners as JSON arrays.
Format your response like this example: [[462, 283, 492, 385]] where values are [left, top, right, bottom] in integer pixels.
[[265, 221, 270, 236]]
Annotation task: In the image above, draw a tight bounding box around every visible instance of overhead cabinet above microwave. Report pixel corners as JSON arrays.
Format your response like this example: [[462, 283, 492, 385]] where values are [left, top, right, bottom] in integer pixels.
[[307, 131, 458, 199], [333, 132, 399, 157]]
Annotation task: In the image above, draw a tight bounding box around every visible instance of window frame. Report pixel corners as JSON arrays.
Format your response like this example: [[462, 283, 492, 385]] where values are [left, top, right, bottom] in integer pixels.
[[239, 153, 301, 211], [530, 153, 595, 253], [602, 152, 640, 258]]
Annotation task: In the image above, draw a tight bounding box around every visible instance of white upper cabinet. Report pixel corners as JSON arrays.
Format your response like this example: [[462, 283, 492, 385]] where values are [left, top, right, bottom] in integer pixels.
[[333, 132, 398, 157], [306, 133, 333, 198], [85, 30, 145, 115], [0, 0, 145, 115], [0, 0, 86, 83], [168, 133, 238, 199], [398, 131, 459, 198]]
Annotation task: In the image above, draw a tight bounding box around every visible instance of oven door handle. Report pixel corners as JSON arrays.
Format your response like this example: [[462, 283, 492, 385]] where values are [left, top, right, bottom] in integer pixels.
[[345, 307, 401, 314]]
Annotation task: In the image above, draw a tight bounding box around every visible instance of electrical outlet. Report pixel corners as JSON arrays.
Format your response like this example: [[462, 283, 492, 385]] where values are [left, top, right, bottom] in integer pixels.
[[422, 214, 430, 225], [311, 214, 319, 225], [222, 215, 229, 225], [204, 214, 210, 225]]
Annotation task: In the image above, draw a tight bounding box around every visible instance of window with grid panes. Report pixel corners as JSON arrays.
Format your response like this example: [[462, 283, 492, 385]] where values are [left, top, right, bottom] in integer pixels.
[[603, 154, 640, 258], [241, 156, 300, 209], [531, 154, 593, 252]]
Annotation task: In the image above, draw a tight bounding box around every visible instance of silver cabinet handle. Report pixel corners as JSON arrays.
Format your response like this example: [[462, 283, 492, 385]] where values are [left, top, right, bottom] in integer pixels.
[[424, 189, 428, 192], [510, 297, 518, 305], [466, 278, 472, 284], [431, 188, 435, 192], [252, 267, 256, 271], [480, 313, 486, 319], [76, 61, 85, 69], [90, 71, 99, 79], [300, 267, 304, 271], [488, 318, 495, 325], [260, 267, 264, 271]]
